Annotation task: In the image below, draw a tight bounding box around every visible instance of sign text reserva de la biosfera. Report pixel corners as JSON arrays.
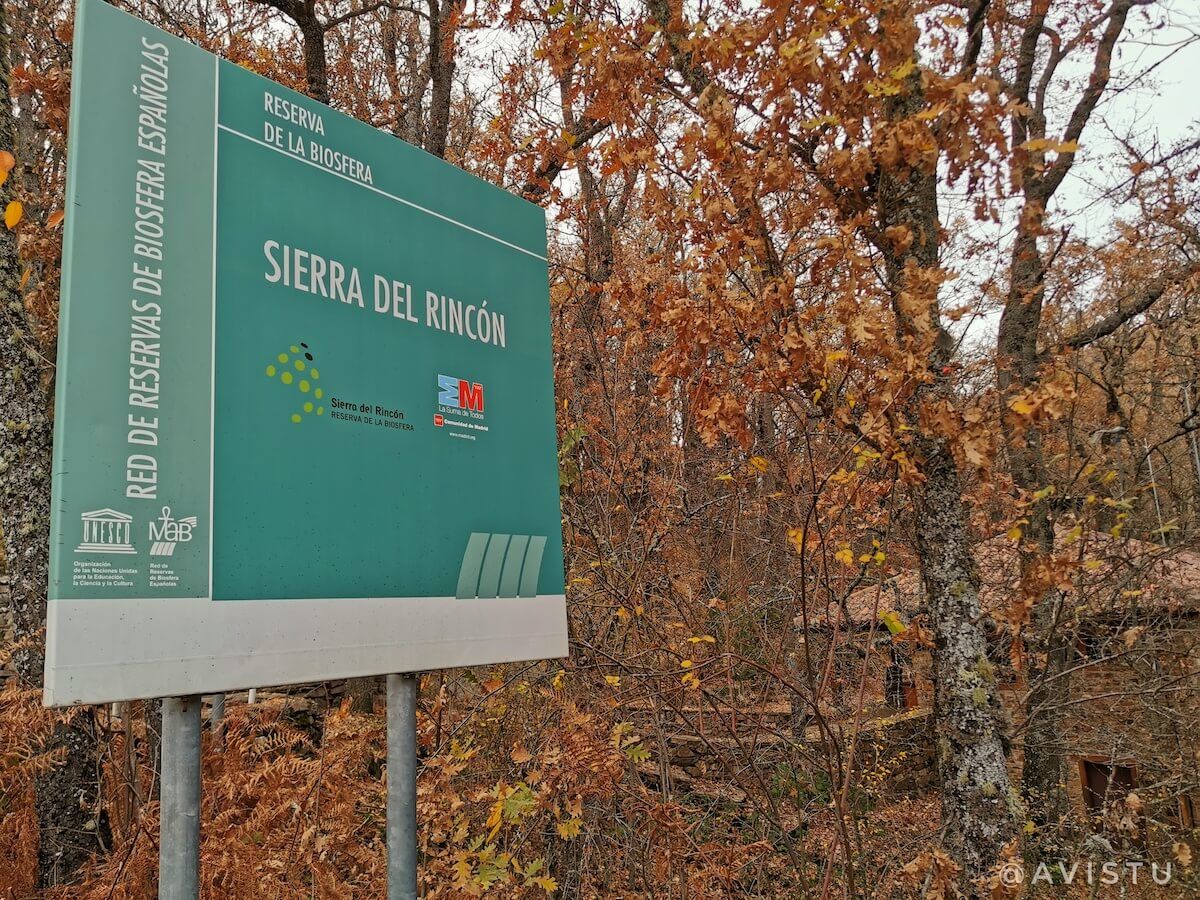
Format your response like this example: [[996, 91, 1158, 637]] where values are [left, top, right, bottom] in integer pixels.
[[122, 36, 509, 501]]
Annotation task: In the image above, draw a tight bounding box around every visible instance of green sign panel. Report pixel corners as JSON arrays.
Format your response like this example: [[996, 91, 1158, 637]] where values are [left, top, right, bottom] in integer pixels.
[[46, 0, 566, 703]]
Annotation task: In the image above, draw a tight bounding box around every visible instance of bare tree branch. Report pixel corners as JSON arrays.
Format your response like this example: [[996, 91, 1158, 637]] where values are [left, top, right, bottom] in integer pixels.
[[324, 1, 426, 32], [521, 117, 611, 200], [1059, 263, 1200, 352], [1041, 0, 1135, 198], [959, 0, 992, 77]]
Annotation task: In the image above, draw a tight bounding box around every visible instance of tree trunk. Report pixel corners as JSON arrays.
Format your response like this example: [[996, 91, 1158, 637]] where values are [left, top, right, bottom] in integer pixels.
[[257, 0, 331, 106], [0, 1, 101, 885], [424, 0, 464, 159], [401, 15, 426, 147], [300, 16, 330, 106], [999, 215, 1073, 852], [381, 7, 406, 138], [911, 434, 1018, 883], [997, 0, 1138, 852], [878, 57, 1017, 890]]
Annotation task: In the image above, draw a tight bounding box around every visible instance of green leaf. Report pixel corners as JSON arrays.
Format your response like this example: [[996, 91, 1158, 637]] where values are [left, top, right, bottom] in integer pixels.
[[624, 742, 651, 764], [502, 783, 538, 822], [523, 857, 545, 876], [879, 610, 906, 635]]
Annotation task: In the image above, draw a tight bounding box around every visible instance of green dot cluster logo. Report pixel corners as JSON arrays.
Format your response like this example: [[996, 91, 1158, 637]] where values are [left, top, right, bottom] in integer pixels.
[[265, 342, 326, 423]]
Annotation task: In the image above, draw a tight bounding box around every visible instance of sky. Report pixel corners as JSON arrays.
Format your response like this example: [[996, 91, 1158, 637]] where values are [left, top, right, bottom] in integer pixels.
[[1056, 0, 1200, 235], [941, 0, 1200, 348]]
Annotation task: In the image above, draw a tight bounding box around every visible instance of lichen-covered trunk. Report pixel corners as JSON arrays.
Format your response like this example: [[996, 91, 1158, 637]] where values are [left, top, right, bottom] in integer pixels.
[[912, 436, 1019, 881], [0, 0, 101, 885], [876, 48, 1016, 889]]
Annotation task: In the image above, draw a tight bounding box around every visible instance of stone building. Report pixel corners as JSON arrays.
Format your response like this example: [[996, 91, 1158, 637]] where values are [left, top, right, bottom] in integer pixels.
[[837, 531, 1200, 855]]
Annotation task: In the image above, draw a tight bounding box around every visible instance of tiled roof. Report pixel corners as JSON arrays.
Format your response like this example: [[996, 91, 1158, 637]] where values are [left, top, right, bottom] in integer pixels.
[[823, 531, 1200, 629]]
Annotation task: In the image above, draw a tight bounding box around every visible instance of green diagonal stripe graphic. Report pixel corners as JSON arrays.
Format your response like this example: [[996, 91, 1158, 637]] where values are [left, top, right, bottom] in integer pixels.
[[518, 535, 547, 598], [455, 532, 490, 599], [498, 535, 529, 598], [476, 534, 511, 599]]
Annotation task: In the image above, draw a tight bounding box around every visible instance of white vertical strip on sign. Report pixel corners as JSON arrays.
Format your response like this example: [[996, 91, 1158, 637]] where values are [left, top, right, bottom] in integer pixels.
[[207, 54, 220, 599]]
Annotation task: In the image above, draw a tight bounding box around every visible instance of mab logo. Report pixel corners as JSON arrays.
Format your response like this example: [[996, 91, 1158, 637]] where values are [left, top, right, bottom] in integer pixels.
[[437, 374, 484, 413], [148, 506, 198, 557]]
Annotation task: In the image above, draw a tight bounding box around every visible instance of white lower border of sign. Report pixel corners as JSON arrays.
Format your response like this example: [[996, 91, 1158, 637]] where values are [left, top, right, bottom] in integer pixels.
[[44, 594, 568, 706]]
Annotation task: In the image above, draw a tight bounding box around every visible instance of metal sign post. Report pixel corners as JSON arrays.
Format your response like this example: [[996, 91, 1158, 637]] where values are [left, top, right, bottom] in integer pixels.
[[387, 674, 419, 900], [160, 695, 202, 899]]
